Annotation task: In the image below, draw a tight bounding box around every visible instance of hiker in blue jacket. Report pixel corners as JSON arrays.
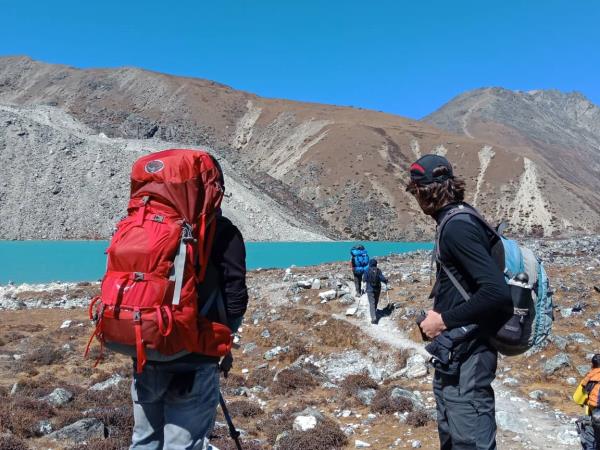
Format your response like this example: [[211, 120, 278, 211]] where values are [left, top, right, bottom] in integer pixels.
[[350, 245, 369, 297], [362, 259, 388, 324]]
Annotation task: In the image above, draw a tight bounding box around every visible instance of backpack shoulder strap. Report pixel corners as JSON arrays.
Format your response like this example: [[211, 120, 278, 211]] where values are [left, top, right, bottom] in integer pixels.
[[435, 204, 501, 302]]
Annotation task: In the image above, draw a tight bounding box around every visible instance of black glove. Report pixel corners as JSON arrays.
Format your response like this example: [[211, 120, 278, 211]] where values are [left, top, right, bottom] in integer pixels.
[[220, 352, 233, 378]]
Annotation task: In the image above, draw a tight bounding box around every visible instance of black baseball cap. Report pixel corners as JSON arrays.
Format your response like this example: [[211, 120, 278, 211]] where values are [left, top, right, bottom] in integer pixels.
[[409, 154, 454, 186]]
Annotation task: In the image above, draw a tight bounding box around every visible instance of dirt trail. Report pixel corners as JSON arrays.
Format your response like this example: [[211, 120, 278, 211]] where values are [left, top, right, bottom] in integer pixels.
[[336, 289, 579, 450]]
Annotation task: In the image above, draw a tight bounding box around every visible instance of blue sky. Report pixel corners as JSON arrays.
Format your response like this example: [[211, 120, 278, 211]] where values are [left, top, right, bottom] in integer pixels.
[[1, 0, 599, 118]]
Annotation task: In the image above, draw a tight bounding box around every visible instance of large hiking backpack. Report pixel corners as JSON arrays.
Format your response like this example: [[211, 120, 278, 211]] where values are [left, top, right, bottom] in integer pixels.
[[85, 149, 233, 373], [436, 204, 554, 356], [351, 246, 369, 275]]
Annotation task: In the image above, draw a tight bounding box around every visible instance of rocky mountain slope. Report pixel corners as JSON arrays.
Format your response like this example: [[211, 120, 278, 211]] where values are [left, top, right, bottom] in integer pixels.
[[1, 57, 598, 239], [0, 103, 327, 240], [424, 88, 600, 234]]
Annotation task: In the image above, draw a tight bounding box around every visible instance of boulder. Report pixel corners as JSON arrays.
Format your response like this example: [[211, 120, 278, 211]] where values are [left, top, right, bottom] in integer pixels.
[[403, 354, 428, 379], [319, 290, 337, 301], [543, 353, 571, 375], [89, 374, 124, 391], [390, 387, 425, 410], [48, 418, 106, 441], [42, 388, 74, 407], [311, 279, 321, 290]]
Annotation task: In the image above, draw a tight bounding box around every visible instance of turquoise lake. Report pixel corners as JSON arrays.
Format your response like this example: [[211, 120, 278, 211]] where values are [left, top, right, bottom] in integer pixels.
[[0, 241, 433, 285]]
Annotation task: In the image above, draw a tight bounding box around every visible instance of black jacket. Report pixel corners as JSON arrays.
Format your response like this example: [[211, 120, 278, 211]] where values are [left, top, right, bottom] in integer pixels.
[[363, 267, 388, 293], [433, 204, 512, 332], [210, 215, 249, 320]]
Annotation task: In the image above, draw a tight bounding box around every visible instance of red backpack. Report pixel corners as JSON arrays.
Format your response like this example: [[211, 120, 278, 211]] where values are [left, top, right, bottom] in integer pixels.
[[85, 149, 233, 373]]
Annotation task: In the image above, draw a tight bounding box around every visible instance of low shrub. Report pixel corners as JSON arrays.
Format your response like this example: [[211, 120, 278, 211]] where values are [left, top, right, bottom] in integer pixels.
[[271, 367, 317, 395], [227, 400, 263, 418], [340, 372, 378, 395], [275, 418, 348, 450], [406, 409, 431, 428], [371, 386, 413, 414]]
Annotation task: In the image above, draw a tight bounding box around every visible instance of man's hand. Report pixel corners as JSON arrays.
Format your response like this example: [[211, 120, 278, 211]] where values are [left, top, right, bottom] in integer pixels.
[[219, 352, 233, 378], [419, 310, 447, 339]]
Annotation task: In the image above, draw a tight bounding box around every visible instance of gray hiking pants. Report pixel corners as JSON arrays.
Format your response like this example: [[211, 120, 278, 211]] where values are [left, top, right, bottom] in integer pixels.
[[130, 360, 219, 450], [433, 346, 498, 450], [367, 290, 380, 322]]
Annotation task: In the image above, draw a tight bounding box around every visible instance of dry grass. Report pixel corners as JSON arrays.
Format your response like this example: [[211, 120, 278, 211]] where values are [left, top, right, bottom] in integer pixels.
[[0, 435, 30, 450], [246, 367, 274, 388], [314, 318, 360, 348]]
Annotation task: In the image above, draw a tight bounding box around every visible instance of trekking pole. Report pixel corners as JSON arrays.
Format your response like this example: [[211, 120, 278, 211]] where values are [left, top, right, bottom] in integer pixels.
[[219, 392, 243, 450]]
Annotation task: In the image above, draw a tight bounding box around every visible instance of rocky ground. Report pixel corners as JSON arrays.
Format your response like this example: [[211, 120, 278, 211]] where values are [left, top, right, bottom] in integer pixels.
[[0, 236, 598, 449]]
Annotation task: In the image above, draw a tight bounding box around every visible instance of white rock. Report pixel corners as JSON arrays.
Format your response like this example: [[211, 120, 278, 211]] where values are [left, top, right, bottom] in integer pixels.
[[311, 278, 321, 290], [319, 289, 337, 300], [60, 320, 72, 329], [293, 415, 317, 432], [355, 440, 371, 448], [89, 374, 124, 391]]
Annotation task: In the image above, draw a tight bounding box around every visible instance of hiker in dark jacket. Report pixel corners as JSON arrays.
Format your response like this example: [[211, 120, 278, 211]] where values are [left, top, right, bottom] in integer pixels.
[[362, 259, 388, 324], [130, 158, 248, 450], [406, 154, 511, 450]]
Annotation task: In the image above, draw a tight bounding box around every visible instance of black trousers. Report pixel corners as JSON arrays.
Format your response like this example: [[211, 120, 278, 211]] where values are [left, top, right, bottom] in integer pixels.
[[353, 273, 362, 295], [433, 345, 498, 450]]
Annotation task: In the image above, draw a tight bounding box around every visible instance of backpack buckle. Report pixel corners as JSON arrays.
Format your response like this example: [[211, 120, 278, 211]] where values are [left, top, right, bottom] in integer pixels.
[[134, 272, 144, 281], [133, 310, 141, 322]]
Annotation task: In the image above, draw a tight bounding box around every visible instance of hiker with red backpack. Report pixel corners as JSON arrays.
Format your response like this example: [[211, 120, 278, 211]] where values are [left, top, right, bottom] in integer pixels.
[[86, 149, 248, 449], [407, 154, 518, 450]]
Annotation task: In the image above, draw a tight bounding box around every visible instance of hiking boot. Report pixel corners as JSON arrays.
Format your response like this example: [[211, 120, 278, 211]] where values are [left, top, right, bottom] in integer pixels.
[[371, 319, 378, 325]]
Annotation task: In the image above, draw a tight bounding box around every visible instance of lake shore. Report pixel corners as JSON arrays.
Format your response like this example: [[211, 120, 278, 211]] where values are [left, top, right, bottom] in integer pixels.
[[0, 235, 598, 449]]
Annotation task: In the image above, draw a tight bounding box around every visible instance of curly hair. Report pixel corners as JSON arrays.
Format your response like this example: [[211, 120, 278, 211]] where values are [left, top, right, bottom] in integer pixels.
[[406, 169, 466, 216]]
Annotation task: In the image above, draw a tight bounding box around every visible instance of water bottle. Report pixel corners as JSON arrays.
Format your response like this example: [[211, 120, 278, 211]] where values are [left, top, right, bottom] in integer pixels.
[[496, 272, 532, 344]]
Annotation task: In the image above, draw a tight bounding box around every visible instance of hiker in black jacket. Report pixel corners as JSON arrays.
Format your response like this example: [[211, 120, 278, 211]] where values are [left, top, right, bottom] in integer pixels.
[[362, 259, 388, 324], [406, 154, 511, 450]]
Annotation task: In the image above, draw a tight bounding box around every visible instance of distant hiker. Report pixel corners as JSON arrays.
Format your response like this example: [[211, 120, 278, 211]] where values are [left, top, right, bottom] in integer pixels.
[[362, 258, 388, 324], [86, 150, 248, 449], [573, 354, 600, 449], [407, 154, 512, 450], [350, 245, 369, 296]]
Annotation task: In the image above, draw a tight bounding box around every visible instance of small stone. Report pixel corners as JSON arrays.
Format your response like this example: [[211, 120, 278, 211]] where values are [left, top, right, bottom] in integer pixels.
[[242, 342, 257, 355], [528, 390, 546, 401], [567, 377, 578, 385], [311, 278, 321, 290], [60, 320, 72, 329], [37, 420, 53, 435], [319, 290, 337, 301], [412, 440, 422, 448], [355, 439, 371, 448], [261, 329, 271, 338], [293, 415, 317, 432], [356, 388, 377, 406]]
